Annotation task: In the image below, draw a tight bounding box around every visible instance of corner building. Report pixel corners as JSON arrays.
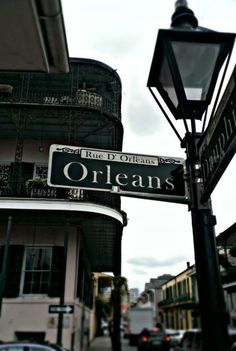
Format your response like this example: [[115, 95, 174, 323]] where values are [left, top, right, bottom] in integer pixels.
[[0, 58, 126, 350]]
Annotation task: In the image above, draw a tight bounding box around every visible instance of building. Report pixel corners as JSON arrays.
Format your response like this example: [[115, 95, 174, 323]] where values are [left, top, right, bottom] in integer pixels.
[[217, 223, 236, 328], [0, 58, 126, 350], [156, 225, 236, 332], [96, 274, 113, 302], [0, 0, 69, 73], [92, 273, 113, 336], [140, 275, 174, 324], [158, 264, 199, 329], [128, 288, 139, 304]]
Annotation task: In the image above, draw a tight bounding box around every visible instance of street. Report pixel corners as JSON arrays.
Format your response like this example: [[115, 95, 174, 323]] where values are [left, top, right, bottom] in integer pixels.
[[121, 337, 136, 351], [87, 334, 136, 351]]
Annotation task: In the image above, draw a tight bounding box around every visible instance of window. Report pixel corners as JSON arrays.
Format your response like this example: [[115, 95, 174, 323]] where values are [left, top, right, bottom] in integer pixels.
[[34, 164, 48, 179], [2, 245, 64, 298], [20, 247, 52, 295], [0, 163, 11, 184], [177, 282, 181, 296]]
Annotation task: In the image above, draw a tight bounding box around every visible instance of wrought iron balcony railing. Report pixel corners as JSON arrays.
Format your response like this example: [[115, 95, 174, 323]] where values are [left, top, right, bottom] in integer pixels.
[[0, 179, 121, 210], [0, 89, 120, 118], [158, 294, 195, 307]]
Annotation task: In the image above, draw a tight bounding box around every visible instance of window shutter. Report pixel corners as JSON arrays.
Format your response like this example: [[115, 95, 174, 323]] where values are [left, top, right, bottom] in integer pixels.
[[4, 245, 24, 298], [48, 246, 64, 297], [76, 250, 84, 299], [0, 246, 4, 273]]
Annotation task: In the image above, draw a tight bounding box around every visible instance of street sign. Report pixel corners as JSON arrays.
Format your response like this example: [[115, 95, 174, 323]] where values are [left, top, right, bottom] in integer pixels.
[[199, 66, 236, 202], [48, 144, 188, 204], [48, 305, 74, 314]]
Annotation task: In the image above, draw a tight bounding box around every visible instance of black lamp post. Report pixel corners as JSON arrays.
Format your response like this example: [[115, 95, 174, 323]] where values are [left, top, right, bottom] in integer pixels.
[[147, 1, 235, 350]]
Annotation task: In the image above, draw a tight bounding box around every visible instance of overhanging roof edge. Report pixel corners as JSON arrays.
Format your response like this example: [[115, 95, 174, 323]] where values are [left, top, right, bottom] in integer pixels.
[[0, 198, 124, 224]]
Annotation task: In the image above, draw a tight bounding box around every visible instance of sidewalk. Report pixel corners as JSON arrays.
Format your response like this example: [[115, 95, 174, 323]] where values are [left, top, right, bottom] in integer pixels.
[[88, 335, 112, 351]]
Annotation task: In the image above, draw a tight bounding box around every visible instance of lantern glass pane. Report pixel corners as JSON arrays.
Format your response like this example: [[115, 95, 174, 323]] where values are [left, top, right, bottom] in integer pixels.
[[160, 54, 179, 107], [172, 41, 220, 101]]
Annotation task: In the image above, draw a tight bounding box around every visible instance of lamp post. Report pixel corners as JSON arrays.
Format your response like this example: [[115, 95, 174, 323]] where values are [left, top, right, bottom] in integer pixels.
[[147, 1, 235, 350]]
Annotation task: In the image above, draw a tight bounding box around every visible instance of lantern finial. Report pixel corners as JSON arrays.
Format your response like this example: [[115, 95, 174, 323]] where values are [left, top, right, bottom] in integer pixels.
[[175, 0, 188, 9], [171, 1, 198, 28]]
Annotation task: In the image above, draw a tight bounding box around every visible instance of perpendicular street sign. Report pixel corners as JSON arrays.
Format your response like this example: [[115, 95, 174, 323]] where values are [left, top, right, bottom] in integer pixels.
[[199, 65, 236, 202], [48, 305, 74, 314], [48, 144, 188, 204]]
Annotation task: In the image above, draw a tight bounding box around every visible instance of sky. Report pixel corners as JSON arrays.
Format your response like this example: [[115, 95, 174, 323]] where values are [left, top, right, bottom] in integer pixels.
[[61, 0, 236, 292]]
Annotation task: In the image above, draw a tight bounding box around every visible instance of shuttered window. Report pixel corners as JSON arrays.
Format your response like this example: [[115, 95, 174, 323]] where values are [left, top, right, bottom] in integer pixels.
[[20, 247, 52, 295], [1, 245, 63, 297]]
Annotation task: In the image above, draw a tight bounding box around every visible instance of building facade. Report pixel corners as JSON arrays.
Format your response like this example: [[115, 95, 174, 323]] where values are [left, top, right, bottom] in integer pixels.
[[142, 275, 174, 325], [158, 264, 200, 330], [0, 58, 126, 350], [156, 225, 236, 332], [217, 223, 236, 328]]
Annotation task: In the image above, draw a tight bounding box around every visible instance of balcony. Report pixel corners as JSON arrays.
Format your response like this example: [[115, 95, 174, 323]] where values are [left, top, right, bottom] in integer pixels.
[[0, 88, 120, 119], [0, 178, 121, 211], [158, 294, 195, 308], [158, 298, 174, 307]]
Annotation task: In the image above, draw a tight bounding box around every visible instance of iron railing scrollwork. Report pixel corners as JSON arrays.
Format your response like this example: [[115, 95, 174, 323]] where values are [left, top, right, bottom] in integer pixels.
[[0, 89, 120, 118], [0, 178, 120, 210]]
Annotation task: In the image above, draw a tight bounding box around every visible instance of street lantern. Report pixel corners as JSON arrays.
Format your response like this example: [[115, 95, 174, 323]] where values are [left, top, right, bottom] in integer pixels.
[[148, 29, 235, 121], [147, 2, 235, 351]]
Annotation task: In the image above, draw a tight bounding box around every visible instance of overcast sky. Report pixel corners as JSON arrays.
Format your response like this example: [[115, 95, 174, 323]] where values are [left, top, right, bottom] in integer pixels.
[[62, 0, 236, 292]]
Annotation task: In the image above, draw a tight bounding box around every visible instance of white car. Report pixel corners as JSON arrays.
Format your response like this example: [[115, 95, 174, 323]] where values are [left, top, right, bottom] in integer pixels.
[[165, 329, 186, 349], [0, 342, 68, 351], [179, 329, 201, 351]]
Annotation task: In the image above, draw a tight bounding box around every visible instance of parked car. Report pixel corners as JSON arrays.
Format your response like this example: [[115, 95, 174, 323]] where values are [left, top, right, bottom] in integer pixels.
[[179, 327, 236, 350], [179, 329, 201, 351], [229, 328, 236, 350], [165, 329, 185, 349], [137, 327, 171, 351], [0, 342, 68, 351], [101, 319, 109, 334]]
